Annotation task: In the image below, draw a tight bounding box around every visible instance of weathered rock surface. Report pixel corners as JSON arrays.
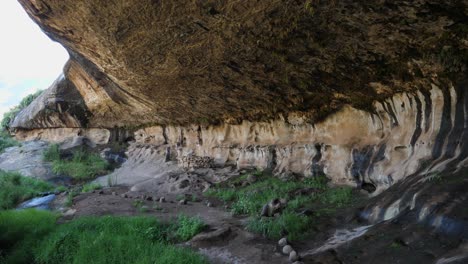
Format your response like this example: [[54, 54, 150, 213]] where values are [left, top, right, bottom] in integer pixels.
[[14, 0, 468, 127], [0, 141, 54, 180], [9, 1, 468, 194], [89, 84, 466, 193]]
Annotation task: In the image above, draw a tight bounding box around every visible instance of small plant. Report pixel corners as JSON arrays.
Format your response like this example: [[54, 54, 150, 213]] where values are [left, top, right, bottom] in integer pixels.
[[304, 0, 316, 15], [0, 131, 19, 153], [175, 215, 206, 241], [152, 203, 163, 211], [64, 189, 80, 207], [43, 144, 61, 162], [132, 200, 147, 213], [54, 185, 68, 193], [81, 183, 102, 193], [176, 194, 185, 201], [422, 172, 443, 183], [107, 174, 118, 187]]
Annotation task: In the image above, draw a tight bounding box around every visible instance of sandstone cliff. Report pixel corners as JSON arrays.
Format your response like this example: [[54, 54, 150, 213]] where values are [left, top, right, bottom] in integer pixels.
[[10, 0, 468, 192]]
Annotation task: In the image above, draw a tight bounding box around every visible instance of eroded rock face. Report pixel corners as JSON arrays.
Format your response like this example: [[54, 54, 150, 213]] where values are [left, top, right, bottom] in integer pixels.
[[10, 0, 468, 193], [131, 84, 467, 193], [15, 0, 468, 127], [58, 83, 466, 194]]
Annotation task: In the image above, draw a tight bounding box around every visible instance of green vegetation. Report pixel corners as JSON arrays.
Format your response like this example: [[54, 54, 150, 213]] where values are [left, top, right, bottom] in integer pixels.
[[42, 144, 60, 161], [0, 209, 58, 264], [0, 210, 207, 264], [205, 172, 354, 241], [0, 130, 19, 153], [0, 170, 53, 210], [81, 183, 102, 193], [0, 90, 43, 131], [175, 215, 206, 241], [44, 145, 109, 180]]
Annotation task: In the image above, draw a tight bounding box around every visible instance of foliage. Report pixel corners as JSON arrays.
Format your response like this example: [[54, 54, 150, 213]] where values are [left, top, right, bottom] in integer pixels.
[[175, 215, 206, 241], [0, 170, 53, 210], [44, 145, 109, 180], [0, 209, 58, 264], [0, 90, 43, 131], [81, 183, 102, 193], [43, 144, 61, 162], [205, 172, 354, 241], [0, 211, 207, 264], [0, 131, 19, 153]]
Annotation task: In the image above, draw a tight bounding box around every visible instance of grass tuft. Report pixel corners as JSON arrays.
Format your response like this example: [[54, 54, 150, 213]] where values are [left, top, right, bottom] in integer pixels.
[[81, 183, 102, 193], [0, 170, 53, 210], [175, 215, 206, 241]]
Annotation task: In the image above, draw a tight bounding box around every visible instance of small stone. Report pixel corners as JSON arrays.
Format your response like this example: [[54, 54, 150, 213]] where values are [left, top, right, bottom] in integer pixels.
[[159, 197, 166, 203], [63, 209, 76, 217], [112, 192, 117, 196], [247, 174, 257, 183], [98, 190, 104, 195], [146, 196, 153, 201], [179, 199, 187, 205], [292, 262, 304, 264], [121, 194, 128, 198], [278, 237, 287, 247], [260, 204, 269, 217], [289, 250, 298, 262], [282, 245, 293, 255], [206, 202, 213, 207]]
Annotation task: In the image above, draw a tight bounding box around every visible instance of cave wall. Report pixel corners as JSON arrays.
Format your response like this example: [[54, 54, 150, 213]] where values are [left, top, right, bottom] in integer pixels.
[[15, 84, 467, 193], [9, 0, 467, 192]]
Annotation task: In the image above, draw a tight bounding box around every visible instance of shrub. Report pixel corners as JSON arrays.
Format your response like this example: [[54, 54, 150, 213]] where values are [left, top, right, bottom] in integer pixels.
[[0, 170, 53, 210], [1, 90, 43, 131]]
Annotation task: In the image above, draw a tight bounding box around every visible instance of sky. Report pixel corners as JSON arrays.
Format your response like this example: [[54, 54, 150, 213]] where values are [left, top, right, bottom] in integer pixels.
[[0, 0, 69, 118]]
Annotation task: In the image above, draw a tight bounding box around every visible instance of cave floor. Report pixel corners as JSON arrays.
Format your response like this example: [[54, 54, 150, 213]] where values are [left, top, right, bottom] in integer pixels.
[[52, 182, 467, 264]]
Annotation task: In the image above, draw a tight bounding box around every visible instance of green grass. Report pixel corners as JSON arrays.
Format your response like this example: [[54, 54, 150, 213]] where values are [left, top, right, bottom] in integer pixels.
[[0, 170, 53, 210], [81, 183, 102, 193], [44, 145, 109, 180], [205, 172, 354, 241], [0, 130, 19, 153], [0, 210, 208, 264], [0, 210, 58, 264], [42, 144, 60, 162], [175, 215, 206, 241]]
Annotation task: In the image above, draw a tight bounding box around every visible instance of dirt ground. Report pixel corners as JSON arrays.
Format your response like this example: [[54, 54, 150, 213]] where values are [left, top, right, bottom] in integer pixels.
[[52, 182, 468, 264]]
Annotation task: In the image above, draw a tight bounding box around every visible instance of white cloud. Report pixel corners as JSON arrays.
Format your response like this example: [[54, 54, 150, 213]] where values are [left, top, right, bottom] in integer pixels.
[[0, 1, 68, 120], [0, 88, 14, 105]]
